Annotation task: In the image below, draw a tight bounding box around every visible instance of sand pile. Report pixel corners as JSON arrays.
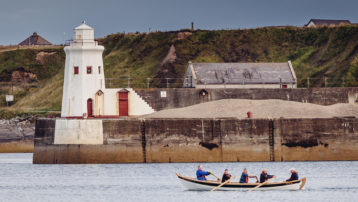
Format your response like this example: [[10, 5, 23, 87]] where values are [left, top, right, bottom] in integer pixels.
[[144, 99, 358, 119]]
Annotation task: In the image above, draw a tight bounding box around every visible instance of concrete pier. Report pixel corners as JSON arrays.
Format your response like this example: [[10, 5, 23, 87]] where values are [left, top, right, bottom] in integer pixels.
[[33, 117, 358, 164]]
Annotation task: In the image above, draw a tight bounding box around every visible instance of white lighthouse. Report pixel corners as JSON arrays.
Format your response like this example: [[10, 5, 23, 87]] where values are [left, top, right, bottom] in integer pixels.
[[60, 21, 154, 119], [61, 21, 105, 118], [55, 21, 154, 144]]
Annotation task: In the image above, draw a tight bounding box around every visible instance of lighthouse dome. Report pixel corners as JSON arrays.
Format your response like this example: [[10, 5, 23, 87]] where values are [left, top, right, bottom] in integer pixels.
[[74, 21, 94, 30], [74, 21, 95, 43]]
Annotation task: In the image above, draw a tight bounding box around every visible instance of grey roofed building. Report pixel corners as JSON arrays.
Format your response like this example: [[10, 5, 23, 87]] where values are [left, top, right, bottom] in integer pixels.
[[305, 19, 351, 27], [183, 61, 297, 89], [19, 32, 52, 46]]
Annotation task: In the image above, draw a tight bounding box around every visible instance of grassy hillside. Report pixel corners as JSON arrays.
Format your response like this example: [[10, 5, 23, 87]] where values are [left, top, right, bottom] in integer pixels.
[[1, 26, 358, 114], [101, 26, 358, 88], [0, 47, 64, 116]]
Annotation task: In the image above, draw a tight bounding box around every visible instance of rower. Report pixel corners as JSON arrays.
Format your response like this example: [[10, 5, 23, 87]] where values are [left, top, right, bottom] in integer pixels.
[[196, 165, 211, 181], [286, 168, 299, 181], [259, 169, 276, 183], [239, 168, 259, 183], [221, 169, 232, 182]]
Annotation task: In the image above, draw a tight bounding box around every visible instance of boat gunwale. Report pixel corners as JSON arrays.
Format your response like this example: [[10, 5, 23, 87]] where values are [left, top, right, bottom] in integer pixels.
[[176, 173, 302, 188]]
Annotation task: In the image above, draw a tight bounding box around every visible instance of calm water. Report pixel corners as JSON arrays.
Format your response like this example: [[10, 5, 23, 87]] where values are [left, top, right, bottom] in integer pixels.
[[0, 154, 357, 202]]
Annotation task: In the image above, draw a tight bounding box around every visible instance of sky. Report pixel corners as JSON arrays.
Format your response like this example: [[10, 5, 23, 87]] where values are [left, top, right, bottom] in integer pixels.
[[0, 0, 357, 45]]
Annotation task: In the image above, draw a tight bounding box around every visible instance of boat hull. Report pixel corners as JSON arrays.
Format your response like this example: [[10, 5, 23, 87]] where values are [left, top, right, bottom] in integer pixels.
[[176, 174, 306, 191]]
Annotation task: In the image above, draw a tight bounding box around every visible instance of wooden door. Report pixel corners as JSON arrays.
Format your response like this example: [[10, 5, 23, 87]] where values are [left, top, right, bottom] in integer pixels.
[[118, 91, 128, 116], [87, 98, 93, 117]]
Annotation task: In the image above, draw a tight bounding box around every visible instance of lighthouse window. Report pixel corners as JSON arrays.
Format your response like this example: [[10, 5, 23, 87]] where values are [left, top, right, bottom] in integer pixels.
[[87, 66, 92, 74], [74, 66, 79, 74], [98, 66, 101, 74]]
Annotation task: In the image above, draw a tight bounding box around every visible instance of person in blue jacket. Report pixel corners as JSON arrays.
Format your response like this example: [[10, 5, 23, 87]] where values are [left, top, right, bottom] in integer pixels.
[[196, 165, 211, 181], [239, 168, 259, 183], [260, 169, 276, 183], [286, 168, 299, 181]]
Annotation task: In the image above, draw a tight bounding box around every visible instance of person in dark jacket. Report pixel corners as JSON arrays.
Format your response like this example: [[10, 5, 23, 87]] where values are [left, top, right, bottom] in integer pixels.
[[221, 169, 232, 182], [286, 168, 299, 181], [239, 168, 259, 183], [196, 165, 211, 181], [260, 169, 276, 183]]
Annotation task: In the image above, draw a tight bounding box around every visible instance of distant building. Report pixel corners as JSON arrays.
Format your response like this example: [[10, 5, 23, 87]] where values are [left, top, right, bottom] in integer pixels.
[[183, 61, 297, 89], [18, 32, 52, 46], [305, 19, 351, 28]]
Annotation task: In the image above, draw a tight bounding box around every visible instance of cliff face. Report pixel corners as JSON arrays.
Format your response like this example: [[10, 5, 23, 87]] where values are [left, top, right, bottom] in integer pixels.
[[0, 48, 64, 82], [1, 26, 358, 112]]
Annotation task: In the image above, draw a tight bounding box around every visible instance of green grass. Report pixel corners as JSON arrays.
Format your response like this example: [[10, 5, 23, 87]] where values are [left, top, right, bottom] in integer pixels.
[[2, 26, 358, 115]]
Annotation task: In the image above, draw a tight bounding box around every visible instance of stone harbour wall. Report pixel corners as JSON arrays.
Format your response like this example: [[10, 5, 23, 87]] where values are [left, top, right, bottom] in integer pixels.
[[33, 117, 358, 164], [3, 87, 358, 154], [135, 87, 358, 111]]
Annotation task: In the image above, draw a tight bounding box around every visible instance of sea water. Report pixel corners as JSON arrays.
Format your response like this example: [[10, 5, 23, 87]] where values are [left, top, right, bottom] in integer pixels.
[[0, 153, 357, 202]]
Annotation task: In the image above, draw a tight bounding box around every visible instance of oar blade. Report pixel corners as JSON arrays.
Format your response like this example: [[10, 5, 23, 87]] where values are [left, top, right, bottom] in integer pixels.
[[210, 176, 235, 192], [299, 177, 307, 190]]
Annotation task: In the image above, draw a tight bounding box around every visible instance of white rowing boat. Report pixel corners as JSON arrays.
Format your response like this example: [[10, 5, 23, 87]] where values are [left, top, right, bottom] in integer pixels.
[[176, 173, 306, 191]]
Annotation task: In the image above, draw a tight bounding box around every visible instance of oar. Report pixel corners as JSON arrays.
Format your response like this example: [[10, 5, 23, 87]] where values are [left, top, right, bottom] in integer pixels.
[[210, 172, 221, 181], [299, 177, 307, 190], [249, 177, 275, 192], [210, 176, 235, 192]]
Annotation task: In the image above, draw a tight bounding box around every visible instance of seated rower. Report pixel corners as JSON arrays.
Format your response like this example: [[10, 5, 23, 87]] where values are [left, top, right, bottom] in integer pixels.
[[260, 169, 276, 183], [286, 168, 299, 181], [221, 169, 232, 183], [196, 165, 211, 181], [239, 168, 258, 183]]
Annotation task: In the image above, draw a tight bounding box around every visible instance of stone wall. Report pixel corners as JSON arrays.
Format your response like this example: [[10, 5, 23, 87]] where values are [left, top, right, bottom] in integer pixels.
[[6, 87, 358, 154], [135, 88, 358, 111], [276, 118, 358, 161], [33, 117, 358, 164], [0, 118, 34, 153]]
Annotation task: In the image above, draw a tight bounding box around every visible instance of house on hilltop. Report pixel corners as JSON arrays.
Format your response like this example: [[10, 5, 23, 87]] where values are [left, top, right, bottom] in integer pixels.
[[19, 32, 52, 46], [183, 61, 297, 89], [305, 19, 351, 28]]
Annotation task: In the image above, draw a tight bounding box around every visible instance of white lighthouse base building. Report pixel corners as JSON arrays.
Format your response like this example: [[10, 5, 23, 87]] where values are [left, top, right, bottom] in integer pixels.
[[61, 21, 154, 119], [95, 88, 155, 117]]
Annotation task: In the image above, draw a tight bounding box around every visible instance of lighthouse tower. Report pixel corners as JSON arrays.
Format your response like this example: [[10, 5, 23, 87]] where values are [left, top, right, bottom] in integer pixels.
[[61, 21, 105, 118]]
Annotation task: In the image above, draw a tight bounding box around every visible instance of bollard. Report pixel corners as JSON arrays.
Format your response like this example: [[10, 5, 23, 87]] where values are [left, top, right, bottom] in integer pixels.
[[247, 111, 252, 119]]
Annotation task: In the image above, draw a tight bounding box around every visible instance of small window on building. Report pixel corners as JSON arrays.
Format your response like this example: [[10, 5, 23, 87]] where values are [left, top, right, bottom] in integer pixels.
[[87, 66, 92, 74], [98, 66, 101, 74], [74, 66, 79, 74]]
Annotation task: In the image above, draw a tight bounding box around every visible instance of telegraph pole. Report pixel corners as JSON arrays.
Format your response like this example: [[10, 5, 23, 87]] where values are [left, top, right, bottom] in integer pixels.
[[147, 78, 150, 88], [166, 78, 169, 88]]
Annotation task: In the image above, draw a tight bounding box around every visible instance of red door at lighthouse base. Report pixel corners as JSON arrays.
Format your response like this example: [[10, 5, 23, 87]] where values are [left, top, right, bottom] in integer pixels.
[[87, 98, 93, 117], [118, 90, 128, 116]]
